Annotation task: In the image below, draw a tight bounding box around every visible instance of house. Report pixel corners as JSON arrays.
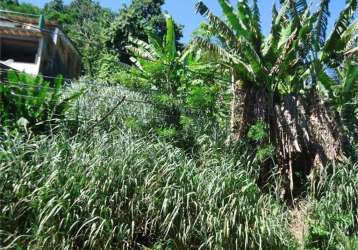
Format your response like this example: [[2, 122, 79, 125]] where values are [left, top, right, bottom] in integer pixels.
[[0, 10, 81, 79]]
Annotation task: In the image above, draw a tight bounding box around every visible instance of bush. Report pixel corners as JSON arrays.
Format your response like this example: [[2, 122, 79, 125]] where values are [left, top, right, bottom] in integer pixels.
[[0, 71, 81, 132]]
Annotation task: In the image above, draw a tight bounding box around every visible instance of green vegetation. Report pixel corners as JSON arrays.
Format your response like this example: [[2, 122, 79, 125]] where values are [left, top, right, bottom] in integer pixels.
[[193, 0, 358, 198], [0, 87, 297, 249], [0, 0, 41, 15], [108, 0, 183, 65], [0, 72, 82, 132], [305, 162, 358, 249], [0, 0, 357, 249], [119, 16, 226, 150]]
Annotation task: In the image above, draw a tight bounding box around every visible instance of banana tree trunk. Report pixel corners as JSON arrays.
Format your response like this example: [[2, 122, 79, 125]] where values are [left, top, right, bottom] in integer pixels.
[[229, 79, 346, 199], [228, 78, 270, 143]]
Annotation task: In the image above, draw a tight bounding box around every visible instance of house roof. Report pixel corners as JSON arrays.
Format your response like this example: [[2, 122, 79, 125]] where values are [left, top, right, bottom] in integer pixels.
[[0, 26, 42, 38], [0, 11, 49, 39], [0, 10, 58, 28]]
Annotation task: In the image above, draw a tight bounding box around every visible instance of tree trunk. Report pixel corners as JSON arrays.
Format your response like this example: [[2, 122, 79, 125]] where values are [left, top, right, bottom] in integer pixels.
[[228, 79, 270, 143], [229, 81, 347, 199]]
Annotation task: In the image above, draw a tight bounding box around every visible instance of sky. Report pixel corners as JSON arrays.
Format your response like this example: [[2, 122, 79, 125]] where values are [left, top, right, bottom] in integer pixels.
[[20, 0, 349, 42]]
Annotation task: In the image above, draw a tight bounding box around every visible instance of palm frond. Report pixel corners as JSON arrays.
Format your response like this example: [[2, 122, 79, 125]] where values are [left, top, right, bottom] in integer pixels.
[[251, 0, 261, 28], [261, 3, 286, 61], [345, 46, 358, 56], [195, 0, 209, 16], [147, 30, 165, 57], [269, 2, 282, 41], [191, 37, 255, 80], [250, 0, 263, 51], [195, 1, 238, 48], [278, 22, 294, 50], [216, 0, 250, 40], [236, 0, 251, 29], [262, 34, 275, 59], [191, 37, 233, 64], [272, 2, 279, 26], [342, 20, 358, 51], [317, 69, 337, 98], [296, 10, 318, 56], [314, 0, 330, 47], [239, 37, 266, 76], [291, 0, 308, 16], [322, 0, 357, 63], [270, 28, 298, 77], [129, 57, 143, 70], [342, 63, 358, 95], [129, 36, 156, 57], [277, 0, 307, 27], [125, 44, 156, 61], [275, 0, 291, 27]]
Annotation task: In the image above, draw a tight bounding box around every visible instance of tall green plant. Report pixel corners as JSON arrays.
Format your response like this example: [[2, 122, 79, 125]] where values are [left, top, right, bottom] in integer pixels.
[[120, 16, 227, 149]]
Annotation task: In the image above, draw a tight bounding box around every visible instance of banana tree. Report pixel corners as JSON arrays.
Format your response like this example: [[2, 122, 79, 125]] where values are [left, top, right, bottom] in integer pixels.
[[123, 16, 183, 130], [123, 16, 225, 148], [193, 0, 357, 196]]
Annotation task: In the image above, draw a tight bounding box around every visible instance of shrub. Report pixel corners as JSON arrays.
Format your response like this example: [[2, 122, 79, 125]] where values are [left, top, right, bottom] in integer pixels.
[[0, 71, 82, 132], [118, 16, 229, 151]]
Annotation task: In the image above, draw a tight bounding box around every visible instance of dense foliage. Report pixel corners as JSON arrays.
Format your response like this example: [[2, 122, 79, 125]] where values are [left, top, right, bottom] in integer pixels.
[[109, 0, 183, 64], [0, 72, 81, 132], [0, 0, 357, 249], [0, 88, 296, 249], [0, 0, 41, 15], [119, 16, 227, 150], [1, 83, 356, 249]]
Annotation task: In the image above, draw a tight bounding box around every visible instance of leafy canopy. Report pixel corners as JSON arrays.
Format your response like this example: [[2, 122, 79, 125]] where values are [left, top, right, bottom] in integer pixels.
[[193, 0, 357, 97]]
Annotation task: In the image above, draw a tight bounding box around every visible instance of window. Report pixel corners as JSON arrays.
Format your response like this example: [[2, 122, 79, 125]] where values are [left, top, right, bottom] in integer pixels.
[[0, 38, 39, 63]]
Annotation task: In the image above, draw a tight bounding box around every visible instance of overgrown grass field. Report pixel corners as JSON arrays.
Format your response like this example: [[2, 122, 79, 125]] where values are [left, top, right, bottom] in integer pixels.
[[1, 85, 356, 249], [1, 0, 357, 248]]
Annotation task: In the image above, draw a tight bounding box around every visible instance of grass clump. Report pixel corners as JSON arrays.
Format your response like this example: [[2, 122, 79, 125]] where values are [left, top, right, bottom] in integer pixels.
[[305, 162, 358, 249], [0, 129, 296, 249]]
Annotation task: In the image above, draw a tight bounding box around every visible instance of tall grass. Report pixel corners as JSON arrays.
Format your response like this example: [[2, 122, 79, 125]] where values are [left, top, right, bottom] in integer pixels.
[[305, 161, 358, 249], [1, 84, 356, 249], [0, 84, 296, 249]]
